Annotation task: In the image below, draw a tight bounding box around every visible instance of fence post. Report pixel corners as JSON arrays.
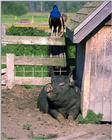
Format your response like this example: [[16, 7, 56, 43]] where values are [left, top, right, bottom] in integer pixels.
[[6, 53, 15, 89]]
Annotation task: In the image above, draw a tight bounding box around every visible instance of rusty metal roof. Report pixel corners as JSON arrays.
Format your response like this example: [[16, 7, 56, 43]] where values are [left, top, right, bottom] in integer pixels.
[[66, 1, 112, 43]]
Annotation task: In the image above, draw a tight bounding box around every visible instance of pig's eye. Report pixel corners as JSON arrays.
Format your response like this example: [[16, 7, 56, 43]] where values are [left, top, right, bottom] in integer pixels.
[[59, 82, 64, 86]]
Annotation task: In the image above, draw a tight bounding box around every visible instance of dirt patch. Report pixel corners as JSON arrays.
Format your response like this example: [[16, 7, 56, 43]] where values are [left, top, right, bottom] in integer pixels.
[[1, 85, 111, 140]]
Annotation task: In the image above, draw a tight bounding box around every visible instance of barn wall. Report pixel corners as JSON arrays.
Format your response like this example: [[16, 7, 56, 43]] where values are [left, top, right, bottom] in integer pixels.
[[82, 25, 112, 121]]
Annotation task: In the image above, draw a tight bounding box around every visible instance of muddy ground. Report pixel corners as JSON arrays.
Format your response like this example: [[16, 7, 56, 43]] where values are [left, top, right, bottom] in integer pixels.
[[1, 85, 111, 140]]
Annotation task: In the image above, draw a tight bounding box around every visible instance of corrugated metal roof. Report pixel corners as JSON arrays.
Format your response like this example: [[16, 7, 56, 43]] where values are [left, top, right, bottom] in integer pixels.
[[67, 1, 103, 31]]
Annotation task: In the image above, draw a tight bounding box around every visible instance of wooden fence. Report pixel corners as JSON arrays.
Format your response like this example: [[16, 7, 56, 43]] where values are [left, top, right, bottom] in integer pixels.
[[1, 34, 66, 88], [1, 53, 66, 89], [2, 35, 65, 46]]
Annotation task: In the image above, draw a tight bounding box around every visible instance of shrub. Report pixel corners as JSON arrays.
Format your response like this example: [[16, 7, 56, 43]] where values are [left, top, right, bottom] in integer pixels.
[[6, 26, 49, 36], [76, 110, 103, 124]]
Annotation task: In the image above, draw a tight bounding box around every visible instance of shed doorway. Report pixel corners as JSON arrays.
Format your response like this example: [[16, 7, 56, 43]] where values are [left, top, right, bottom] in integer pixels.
[[76, 42, 86, 89]]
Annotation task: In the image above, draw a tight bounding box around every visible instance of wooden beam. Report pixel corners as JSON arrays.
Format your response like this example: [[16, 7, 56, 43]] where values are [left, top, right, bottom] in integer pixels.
[[1, 56, 66, 67], [15, 77, 51, 85], [1, 35, 65, 46], [6, 54, 15, 89], [15, 56, 66, 66]]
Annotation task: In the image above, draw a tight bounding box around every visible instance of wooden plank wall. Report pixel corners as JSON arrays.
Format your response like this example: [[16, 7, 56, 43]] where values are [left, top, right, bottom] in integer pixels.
[[82, 26, 112, 121], [81, 39, 92, 118]]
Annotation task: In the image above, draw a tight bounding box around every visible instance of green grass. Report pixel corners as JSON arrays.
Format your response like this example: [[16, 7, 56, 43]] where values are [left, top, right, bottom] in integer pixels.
[[2, 44, 49, 56], [1, 64, 49, 77], [2, 13, 49, 25], [76, 110, 103, 124], [1, 12, 74, 25], [32, 133, 58, 140], [22, 85, 39, 89], [32, 136, 48, 140], [1, 64, 6, 69], [33, 15, 48, 23], [6, 26, 49, 36], [15, 65, 49, 77]]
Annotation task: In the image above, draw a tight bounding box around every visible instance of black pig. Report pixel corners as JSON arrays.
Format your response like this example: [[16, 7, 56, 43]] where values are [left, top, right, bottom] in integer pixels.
[[37, 74, 81, 121], [48, 75, 81, 121]]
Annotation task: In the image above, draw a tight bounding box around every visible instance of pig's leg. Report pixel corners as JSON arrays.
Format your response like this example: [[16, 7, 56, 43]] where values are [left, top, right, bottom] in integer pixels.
[[68, 106, 80, 121], [49, 109, 65, 122], [37, 88, 49, 113]]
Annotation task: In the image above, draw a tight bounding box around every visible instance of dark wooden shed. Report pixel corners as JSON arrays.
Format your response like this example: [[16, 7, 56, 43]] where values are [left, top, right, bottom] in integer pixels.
[[66, 1, 112, 121]]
